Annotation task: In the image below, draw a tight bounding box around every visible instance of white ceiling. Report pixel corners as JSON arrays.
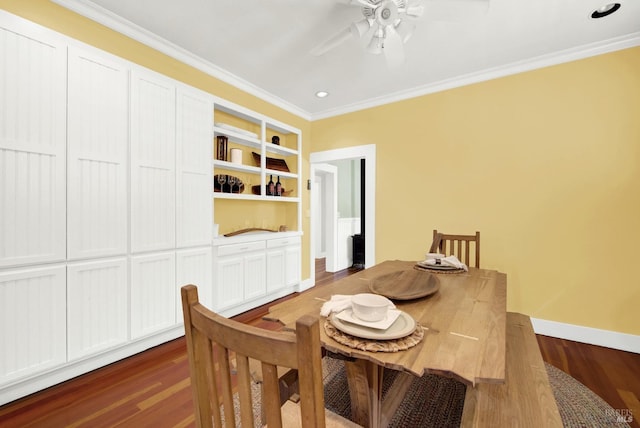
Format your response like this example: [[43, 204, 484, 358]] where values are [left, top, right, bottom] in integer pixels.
[[54, 0, 640, 120]]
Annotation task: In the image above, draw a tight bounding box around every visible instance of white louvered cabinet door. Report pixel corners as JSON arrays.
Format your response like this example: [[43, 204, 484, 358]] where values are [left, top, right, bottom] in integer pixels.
[[244, 252, 266, 300], [0, 265, 66, 384], [67, 258, 128, 361], [285, 242, 301, 287], [176, 86, 213, 248], [0, 25, 66, 268], [130, 70, 176, 253], [266, 248, 285, 293], [176, 247, 212, 322], [67, 47, 128, 260], [213, 255, 244, 312], [130, 252, 176, 339]]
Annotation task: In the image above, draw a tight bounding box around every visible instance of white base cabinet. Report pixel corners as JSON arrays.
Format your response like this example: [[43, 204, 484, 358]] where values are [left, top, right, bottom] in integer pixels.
[[213, 233, 301, 317], [267, 236, 302, 294], [0, 266, 67, 385], [213, 240, 266, 312], [131, 253, 177, 340], [176, 247, 213, 320], [67, 259, 128, 361]]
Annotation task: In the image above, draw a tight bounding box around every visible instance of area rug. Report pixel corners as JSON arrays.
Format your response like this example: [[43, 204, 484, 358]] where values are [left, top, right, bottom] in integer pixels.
[[227, 358, 630, 427], [322, 358, 632, 428]]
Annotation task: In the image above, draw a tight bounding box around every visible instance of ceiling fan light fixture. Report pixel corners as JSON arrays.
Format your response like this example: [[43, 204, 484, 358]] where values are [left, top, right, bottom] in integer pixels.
[[367, 36, 384, 54], [590, 3, 621, 18], [367, 27, 385, 54]]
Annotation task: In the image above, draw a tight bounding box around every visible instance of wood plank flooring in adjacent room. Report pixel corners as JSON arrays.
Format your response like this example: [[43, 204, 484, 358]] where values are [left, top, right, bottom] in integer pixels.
[[1, 259, 638, 428]]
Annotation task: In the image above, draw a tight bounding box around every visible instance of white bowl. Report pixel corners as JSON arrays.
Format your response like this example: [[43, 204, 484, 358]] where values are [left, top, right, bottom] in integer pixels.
[[351, 293, 390, 322]]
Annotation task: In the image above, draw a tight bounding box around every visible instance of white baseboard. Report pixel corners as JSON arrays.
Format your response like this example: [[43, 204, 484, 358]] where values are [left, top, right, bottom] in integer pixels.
[[299, 278, 314, 292], [531, 318, 640, 354]]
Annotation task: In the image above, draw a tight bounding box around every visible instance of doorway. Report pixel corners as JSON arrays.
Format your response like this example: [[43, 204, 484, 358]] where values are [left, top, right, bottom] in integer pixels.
[[309, 144, 376, 285]]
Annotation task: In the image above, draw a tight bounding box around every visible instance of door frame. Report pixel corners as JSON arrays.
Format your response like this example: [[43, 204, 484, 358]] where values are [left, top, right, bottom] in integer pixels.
[[310, 163, 338, 272], [309, 144, 376, 285]]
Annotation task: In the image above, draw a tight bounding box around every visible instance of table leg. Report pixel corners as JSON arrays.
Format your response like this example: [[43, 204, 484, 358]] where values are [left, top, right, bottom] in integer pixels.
[[344, 359, 385, 428]]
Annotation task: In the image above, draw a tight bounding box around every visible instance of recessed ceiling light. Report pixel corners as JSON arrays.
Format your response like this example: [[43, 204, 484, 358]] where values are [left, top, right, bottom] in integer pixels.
[[315, 91, 329, 98], [591, 3, 621, 18]]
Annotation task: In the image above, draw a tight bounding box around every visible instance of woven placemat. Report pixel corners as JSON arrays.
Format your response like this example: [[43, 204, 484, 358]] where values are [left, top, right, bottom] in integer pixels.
[[414, 264, 466, 274], [324, 319, 424, 353]]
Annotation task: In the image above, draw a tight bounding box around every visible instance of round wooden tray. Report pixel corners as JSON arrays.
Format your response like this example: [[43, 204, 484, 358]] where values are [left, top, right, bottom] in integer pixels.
[[369, 269, 440, 300]]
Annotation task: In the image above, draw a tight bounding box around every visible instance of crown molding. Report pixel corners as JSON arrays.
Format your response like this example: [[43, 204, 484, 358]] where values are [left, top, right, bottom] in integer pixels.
[[49, 0, 640, 123], [51, 0, 312, 121], [311, 32, 640, 121]]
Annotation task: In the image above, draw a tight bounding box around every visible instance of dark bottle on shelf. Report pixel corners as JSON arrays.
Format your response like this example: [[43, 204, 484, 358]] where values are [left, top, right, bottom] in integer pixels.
[[267, 174, 275, 196], [275, 176, 282, 196]]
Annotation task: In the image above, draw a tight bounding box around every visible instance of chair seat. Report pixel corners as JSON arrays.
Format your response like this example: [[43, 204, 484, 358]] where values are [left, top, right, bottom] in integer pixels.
[[280, 400, 361, 427]]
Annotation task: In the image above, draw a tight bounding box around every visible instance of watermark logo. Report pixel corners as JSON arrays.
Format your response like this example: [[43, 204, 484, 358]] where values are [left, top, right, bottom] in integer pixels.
[[605, 409, 633, 424]]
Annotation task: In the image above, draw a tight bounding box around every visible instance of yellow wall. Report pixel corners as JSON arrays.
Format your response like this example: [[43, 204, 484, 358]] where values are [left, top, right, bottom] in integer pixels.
[[3, 1, 638, 335], [311, 47, 640, 335], [0, 0, 313, 279]]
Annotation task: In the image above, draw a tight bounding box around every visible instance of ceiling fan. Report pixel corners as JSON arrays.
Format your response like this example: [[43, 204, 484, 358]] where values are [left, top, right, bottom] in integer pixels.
[[310, 0, 490, 68]]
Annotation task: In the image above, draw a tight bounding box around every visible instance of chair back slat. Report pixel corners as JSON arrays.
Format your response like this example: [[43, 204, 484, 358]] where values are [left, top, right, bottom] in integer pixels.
[[430, 229, 481, 268], [181, 285, 328, 428]]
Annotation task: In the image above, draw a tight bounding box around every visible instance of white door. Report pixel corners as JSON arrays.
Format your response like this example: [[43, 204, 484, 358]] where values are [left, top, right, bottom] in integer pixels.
[[176, 247, 212, 320], [0, 266, 66, 383], [266, 248, 285, 293], [285, 244, 301, 286], [67, 258, 128, 360], [0, 25, 66, 267], [130, 70, 176, 253], [311, 163, 338, 272], [244, 252, 266, 300], [214, 256, 244, 310], [131, 252, 176, 338], [176, 86, 213, 248], [67, 47, 128, 260]]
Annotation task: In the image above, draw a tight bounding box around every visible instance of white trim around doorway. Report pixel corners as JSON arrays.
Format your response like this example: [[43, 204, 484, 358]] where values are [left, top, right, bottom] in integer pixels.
[[309, 144, 376, 287]]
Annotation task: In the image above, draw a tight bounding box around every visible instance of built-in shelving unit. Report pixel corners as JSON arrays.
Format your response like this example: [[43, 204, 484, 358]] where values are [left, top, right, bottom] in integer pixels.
[[211, 98, 303, 318], [212, 97, 302, 230]]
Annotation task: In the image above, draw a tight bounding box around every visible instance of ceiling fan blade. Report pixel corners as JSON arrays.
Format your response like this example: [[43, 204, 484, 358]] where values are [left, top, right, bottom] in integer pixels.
[[402, 0, 426, 17], [351, 18, 372, 38], [424, 0, 490, 21], [383, 24, 405, 67], [310, 26, 353, 56], [353, 0, 381, 8]]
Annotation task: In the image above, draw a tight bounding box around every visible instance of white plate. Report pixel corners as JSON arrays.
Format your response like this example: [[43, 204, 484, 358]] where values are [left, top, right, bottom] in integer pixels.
[[330, 311, 416, 340], [416, 261, 462, 271], [335, 308, 401, 330]]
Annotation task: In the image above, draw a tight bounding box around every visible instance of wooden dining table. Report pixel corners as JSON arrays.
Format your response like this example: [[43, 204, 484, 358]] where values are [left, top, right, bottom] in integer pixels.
[[266, 260, 507, 428]]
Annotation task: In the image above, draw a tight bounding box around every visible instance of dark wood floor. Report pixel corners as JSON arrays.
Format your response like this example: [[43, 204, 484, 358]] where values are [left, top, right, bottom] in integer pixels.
[[1, 260, 638, 427]]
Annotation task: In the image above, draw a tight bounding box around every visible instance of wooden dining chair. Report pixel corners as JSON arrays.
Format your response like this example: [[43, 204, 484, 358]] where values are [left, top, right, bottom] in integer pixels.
[[429, 229, 481, 268], [181, 284, 359, 428]]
